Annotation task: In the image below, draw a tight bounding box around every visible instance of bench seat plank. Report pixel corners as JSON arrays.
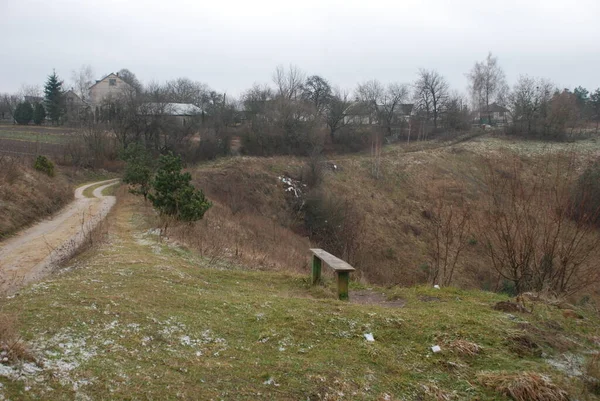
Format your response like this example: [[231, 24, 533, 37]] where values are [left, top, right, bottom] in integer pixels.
[[310, 248, 355, 272]]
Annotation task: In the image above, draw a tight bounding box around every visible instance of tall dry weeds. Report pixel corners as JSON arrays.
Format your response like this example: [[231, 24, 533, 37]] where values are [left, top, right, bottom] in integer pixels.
[[479, 371, 569, 401]]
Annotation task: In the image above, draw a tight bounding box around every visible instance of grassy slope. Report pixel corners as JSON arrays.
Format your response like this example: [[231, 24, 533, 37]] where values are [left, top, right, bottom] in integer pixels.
[[1, 192, 599, 400]]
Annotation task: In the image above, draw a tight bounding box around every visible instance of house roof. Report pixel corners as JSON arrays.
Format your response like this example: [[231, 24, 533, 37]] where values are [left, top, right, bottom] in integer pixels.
[[89, 73, 118, 90], [89, 73, 133, 91], [64, 89, 81, 99], [481, 103, 509, 113], [142, 103, 203, 116]]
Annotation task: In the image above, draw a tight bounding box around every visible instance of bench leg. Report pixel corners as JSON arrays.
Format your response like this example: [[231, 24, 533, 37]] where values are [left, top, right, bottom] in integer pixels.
[[337, 271, 350, 301], [312, 256, 322, 285]]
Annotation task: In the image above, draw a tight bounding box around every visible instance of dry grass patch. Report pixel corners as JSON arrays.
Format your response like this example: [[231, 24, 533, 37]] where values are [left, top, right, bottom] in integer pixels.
[[0, 312, 35, 364], [479, 371, 569, 401], [420, 383, 456, 400], [447, 339, 481, 356]]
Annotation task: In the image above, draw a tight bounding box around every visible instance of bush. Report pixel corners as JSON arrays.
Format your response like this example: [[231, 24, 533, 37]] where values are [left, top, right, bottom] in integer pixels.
[[332, 126, 372, 153], [194, 137, 229, 162], [301, 149, 324, 188], [32, 103, 46, 125], [33, 155, 55, 177], [14, 101, 33, 125], [148, 152, 212, 222]]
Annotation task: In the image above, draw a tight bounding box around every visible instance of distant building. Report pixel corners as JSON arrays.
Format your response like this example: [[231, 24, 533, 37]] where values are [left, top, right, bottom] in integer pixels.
[[473, 103, 510, 125], [64, 90, 85, 108], [140, 102, 203, 126], [89, 72, 132, 107], [343, 102, 414, 126]]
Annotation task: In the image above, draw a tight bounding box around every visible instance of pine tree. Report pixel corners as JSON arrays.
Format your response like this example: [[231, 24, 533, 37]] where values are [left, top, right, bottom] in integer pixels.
[[32, 103, 46, 125], [14, 102, 33, 124], [44, 70, 65, 125], [148, 152, 212, 222]]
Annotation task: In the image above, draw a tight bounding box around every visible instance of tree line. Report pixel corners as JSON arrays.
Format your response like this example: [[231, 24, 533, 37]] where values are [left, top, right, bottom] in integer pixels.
[[1, 54, 599, 156]]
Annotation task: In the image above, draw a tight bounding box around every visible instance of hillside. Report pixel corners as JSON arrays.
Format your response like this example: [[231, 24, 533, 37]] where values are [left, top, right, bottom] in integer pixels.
[[0, 156, 72, 239], [1, 189, 600, 400], [170, 135, 600, 299]]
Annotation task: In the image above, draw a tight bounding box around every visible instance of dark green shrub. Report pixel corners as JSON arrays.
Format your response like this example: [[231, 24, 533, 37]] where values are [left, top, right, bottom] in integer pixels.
[[14, 102, 33, 125], [33, 155, 55, 177], [32, 103, 46, 125]]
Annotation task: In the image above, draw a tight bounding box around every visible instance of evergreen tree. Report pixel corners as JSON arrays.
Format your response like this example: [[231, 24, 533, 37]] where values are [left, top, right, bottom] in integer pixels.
[[148, 152, 212, 222], [44, 70, 65, 125], [32, 103, 46, 125], [14, 101, 33, 124]]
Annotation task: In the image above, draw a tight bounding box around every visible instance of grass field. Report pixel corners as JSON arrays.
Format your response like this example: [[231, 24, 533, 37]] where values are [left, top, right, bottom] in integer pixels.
[[0, 129, 71, 144], [1, 191, 599, 400]]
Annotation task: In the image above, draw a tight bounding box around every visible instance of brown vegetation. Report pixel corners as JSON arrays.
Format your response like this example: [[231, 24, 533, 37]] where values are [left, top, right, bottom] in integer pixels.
[[0, 312, 35, 364], [0, 155, 72, 239], [478, 371, 569, 401], [145, 138, 600, 301]]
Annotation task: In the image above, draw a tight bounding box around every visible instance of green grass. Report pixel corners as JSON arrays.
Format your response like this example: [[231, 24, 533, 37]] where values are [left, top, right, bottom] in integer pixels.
[[0, 130, 71, 144], [101, 182, 120, 196], [81, 182, 107, 198], [1, 194, 599, 400]]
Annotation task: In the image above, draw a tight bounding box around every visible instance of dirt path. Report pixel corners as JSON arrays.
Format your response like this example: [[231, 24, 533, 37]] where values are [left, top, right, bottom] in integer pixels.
[[0, 179, 119, 295]]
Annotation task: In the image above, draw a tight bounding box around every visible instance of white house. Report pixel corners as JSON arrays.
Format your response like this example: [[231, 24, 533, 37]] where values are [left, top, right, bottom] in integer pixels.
[[89, 73, 132, 107]]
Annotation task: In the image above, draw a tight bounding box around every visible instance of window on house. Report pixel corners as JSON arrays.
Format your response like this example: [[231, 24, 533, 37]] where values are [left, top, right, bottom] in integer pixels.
[[109, 79, 117, 86]]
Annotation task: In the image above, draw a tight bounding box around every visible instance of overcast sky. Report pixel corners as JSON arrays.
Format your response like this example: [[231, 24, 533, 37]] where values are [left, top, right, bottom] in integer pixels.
[[1, 0, 599, 97]]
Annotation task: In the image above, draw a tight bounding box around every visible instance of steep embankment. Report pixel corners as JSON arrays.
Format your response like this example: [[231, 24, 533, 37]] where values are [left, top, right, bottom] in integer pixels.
[[178, 136, 600, 294], [1, 190, 599, 400], [0, 158, 72, 239]]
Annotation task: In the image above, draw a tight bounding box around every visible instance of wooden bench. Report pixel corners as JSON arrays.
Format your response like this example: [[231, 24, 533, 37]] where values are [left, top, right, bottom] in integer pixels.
[[310, 248, 356, 301]]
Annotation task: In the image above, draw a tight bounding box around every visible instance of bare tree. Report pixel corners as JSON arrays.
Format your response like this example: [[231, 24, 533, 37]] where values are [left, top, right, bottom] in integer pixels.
[[443, 91, 470, 131], [478, 153, 600, 295], [467, 52, 508, 124], [428, 190, 471, 286], [325, 88, 350, 142], [0, 93, 21, 121], [302, 75, 332, 115], [507, 75, 555, 137], [272, 64, 305, 100], [413, 69, 449, 129], [117, 68, 143, 94], [165, 78, 210, 106], [356, 80, 409, 136], [243, 83, 273, 118], [71, 64, 95, 102], [18, 84, 42, 100]]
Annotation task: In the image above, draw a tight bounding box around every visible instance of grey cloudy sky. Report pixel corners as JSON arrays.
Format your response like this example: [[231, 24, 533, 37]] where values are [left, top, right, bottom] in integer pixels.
[[1, 0, 599, 97]]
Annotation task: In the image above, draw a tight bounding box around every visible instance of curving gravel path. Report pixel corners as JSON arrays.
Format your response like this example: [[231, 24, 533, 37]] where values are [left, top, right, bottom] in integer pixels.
[[0, 179, 119, 295]]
